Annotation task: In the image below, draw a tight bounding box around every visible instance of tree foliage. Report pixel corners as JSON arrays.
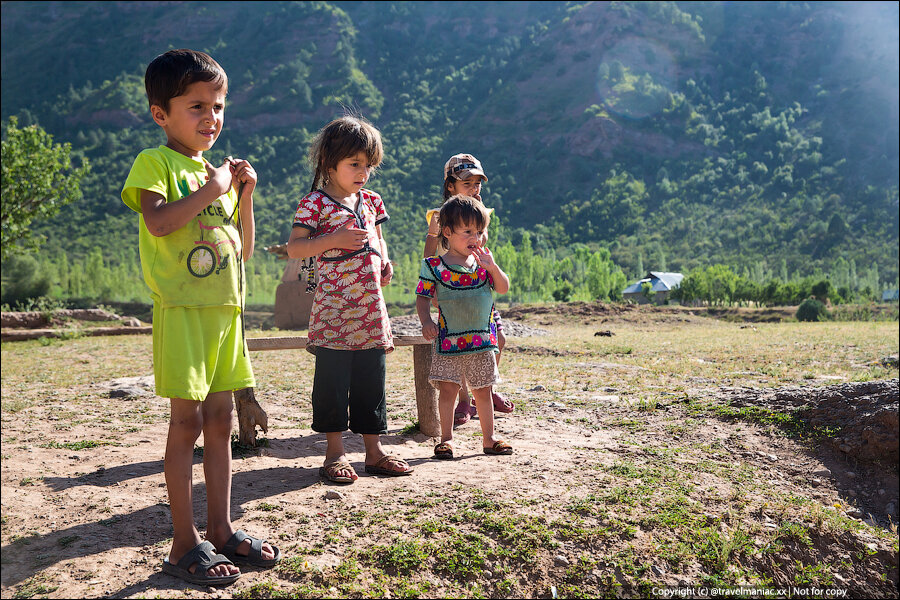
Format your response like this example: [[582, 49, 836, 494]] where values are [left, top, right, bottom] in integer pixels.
[[1, 117, 90, 259]]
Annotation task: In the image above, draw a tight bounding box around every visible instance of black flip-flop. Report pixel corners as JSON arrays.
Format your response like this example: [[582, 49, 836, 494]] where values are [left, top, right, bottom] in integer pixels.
[[220, 530, 281, 568], [161, 541, 240, 586]]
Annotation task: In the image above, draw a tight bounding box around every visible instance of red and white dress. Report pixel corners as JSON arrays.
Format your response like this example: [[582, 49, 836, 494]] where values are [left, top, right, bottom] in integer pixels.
[[292, 189, 393, 353]]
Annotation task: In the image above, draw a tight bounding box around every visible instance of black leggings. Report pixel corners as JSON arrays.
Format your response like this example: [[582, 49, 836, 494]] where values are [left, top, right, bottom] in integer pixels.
[[310, 347, 387, 434]]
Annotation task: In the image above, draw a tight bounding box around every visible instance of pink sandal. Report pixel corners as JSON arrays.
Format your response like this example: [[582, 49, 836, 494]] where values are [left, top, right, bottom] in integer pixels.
[[492, 391, 514, 414], [454, 401, 476, 426]]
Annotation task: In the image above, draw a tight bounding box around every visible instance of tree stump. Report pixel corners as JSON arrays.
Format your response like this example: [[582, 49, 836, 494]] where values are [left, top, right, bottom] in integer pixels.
[[234, 387, 268, 446], [413, 344, 440, 437]]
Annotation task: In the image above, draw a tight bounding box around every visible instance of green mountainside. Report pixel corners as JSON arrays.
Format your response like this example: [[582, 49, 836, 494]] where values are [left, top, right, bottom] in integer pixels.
[[1, 0, 897, 303]]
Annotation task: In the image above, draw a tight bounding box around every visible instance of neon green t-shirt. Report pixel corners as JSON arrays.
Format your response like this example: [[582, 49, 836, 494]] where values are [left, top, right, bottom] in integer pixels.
[[121, 146, 244, 308]]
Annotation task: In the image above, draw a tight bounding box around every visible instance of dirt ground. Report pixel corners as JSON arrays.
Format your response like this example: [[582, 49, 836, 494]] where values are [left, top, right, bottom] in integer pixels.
[[1, 304, 898, 599]]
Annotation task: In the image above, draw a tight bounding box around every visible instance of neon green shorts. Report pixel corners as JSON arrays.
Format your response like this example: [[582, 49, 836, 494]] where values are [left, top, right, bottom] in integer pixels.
[[152, 304, 255, 401]]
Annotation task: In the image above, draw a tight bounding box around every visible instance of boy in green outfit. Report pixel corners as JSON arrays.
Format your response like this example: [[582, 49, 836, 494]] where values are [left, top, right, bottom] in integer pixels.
[[122, 49, 279, 586]]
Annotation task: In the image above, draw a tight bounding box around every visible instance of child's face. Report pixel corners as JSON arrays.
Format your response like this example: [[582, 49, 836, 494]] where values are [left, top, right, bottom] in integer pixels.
[[151, 80, 226, 158], [448, 176, 484, 201], [443, 218, 488, 259], [327, 151, 374, 197]]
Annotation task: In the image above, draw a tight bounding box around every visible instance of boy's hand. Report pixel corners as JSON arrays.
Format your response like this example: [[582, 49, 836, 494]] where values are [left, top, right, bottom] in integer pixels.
[[226, 157, 257, 200], [421, 320, 438, 341], [330, 221, 368, 251], [472, 245, 498, 271], [380, 260, 393, 286], [204, 161, 234, 197]]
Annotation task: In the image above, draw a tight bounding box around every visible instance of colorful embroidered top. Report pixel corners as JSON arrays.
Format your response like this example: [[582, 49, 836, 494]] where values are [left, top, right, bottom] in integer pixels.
[[416, 256, 499, 355], [292, 189, 393, 353]]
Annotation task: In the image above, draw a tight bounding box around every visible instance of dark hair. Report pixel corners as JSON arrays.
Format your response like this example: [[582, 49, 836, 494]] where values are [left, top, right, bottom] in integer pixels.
[[309, 115, 383, 193], [437, 194, 491, 250], [442, 176, 457, 200], [145, 49, 228, 112]]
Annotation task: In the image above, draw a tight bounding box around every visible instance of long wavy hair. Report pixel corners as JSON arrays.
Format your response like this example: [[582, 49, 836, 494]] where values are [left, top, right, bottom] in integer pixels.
[[308, 115, 383, 193]]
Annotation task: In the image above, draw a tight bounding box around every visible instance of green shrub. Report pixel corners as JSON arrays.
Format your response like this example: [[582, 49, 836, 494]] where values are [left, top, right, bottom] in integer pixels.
[[796, 298, 828, 322]]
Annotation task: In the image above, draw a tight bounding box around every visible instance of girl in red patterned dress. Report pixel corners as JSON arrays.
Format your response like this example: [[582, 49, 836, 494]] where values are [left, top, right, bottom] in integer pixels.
[[286, 116, 413, 484]]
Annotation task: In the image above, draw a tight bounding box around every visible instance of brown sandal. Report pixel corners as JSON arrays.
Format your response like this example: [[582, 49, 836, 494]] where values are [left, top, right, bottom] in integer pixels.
[[364, 455, 414, 476], [319, 460, 358, 484], [433, 442, 454, 460], [483, 440, 513, 455]]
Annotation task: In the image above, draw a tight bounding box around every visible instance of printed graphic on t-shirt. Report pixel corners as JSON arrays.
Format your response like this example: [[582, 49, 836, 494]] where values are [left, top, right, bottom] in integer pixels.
[[177, 172, 238, 279]]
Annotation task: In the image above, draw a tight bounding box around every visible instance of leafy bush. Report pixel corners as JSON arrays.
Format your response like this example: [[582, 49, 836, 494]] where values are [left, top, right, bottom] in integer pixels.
[[552, 282, 574, 302], [796, 298, 828, 322], [0, 253, 51, 308]]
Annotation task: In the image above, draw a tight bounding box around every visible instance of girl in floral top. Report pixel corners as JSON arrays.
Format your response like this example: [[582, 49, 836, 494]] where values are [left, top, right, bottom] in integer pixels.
[[287, 116, 413, 483], [416, 195, 514, 459]]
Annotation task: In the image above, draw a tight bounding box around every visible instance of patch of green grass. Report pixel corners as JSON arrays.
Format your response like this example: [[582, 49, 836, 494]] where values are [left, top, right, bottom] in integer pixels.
[[12, 574, 58, 599], [399, 421, 420, 435], [41, 440, 116, 451], [793, 561, 834, 586], [418, 518, 452, 536], [694, 527, 754, 574], [776, 521, 813, 547], [58, 535, 80, 548], [233, 580, 294, 598], [391, 578, 434, 598], [2, 399, 31, 413], [605, 417, 646, 432], [368, 538, 431, 573], [439, 532, 489, 578], [480, 513, 556, 563], [334, 557, 362, 581]]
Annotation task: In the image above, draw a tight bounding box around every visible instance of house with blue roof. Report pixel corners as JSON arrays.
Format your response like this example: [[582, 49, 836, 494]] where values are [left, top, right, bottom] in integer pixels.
[[622, 272, 684, 305]]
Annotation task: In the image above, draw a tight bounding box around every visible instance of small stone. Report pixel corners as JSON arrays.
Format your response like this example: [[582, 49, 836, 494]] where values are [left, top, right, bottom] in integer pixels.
[[553, 555, 569, 567], [538, 474, 550, 481], [651, 565, 664, 576], [865, 542, 878, 552], [767, 454, 778, 461], [810, 478, 822, 487], [848, 489, 857, 497], [846, 508, 863, 518], [530, 385, 547, 392], [846, 472, 856, 478], [886, 502, 897, 516], [878, 489, 886, 496], [483, 571, 493, 578], [324, 490, 344, 500], [812, 468, 832, 478]]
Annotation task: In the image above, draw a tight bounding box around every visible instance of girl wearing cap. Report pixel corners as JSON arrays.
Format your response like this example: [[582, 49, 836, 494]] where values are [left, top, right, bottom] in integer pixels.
[[423, 153, 515, 426]]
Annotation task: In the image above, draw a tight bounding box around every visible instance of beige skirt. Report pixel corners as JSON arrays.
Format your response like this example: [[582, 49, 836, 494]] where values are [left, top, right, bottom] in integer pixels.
[[429, 346, 499, 390]]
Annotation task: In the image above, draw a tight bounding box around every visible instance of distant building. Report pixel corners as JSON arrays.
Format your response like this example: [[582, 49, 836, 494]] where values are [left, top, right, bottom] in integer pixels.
[[622, 271, 684, 305], [883, 289, 899, 302]]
